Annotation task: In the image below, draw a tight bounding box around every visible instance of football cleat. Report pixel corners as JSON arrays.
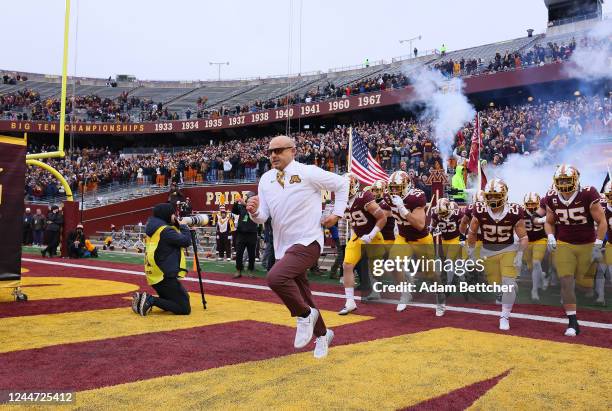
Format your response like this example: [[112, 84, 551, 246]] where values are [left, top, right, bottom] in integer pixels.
[[396, 291, 412, 312], [483, 178, 508, 209], [338, 300, 357, 315], [435, 304, 446, 317], [388, 171, 411, 198], [499, 316, 510, 331], [523, 192, 541, 213], [553, 164, 580, 194]]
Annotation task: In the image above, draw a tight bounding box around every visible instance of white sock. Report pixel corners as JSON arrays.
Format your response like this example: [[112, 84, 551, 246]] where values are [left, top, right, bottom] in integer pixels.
[[595, 264, 606, 299], [501, 305, 513, 319], [532, 261, 543, 290], [345, 287, 355, 303], [501, 277, 517, 314]]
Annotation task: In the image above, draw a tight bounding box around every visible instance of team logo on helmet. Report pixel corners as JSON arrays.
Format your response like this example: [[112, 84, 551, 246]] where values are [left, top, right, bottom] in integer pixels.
[[523, 192, 541, 212], [473, 189, 486, 204], [345, 172, 361, 199], [370, 179, 387, 200], [553, 164, 580, 194], [483, 178, 508, 209], [388, 171, 410, 198]]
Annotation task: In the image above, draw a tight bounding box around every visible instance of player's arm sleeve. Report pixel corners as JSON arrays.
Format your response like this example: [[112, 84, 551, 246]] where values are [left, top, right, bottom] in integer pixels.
[[308, 165, 349, 217]]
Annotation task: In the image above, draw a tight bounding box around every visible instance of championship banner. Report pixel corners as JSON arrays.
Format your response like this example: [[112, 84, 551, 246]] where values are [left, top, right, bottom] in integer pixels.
[[0, 135, 27, 285]]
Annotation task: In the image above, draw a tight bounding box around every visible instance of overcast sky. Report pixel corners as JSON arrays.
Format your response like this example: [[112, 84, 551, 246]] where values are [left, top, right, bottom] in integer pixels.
[[4, 0, 611, 81]]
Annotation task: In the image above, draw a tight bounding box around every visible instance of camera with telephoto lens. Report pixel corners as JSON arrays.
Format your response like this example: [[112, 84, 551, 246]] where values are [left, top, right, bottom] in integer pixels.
[[179, 214, 210, 227]]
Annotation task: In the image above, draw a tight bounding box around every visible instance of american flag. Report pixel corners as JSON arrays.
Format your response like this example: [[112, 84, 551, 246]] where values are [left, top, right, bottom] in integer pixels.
[[349, 128, 388, 185]]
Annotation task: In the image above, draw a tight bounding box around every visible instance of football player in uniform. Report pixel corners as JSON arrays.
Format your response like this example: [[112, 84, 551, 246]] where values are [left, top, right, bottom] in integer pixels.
[[523, 192, 547, 301], [467, 179, 528, 331], [543, 164, 607, 336], [431, 197, 464, 285], [459, 190, 485, 256], [384, 171, 446, 316], [339, 173, 388, 315], [595, 182, 612, 304]]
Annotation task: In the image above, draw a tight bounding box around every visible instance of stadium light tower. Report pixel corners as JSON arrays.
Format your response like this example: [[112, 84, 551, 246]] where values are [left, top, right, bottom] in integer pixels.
[[209, 61, 229, 81], [399, 35, 422, 57]]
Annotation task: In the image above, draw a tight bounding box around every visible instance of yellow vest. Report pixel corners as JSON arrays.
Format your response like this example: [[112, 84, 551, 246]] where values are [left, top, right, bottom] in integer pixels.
[[144, 225, 187, 285]]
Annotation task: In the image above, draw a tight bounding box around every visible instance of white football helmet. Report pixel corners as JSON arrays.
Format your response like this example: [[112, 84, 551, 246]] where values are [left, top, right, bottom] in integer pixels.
[[370, 179, 387, 200], [388, 171, 410, 198], [523, 192, 541, 213], [345, 172, 360, 199], [604, 181, 612, 205], [436, 198, 451, 219]]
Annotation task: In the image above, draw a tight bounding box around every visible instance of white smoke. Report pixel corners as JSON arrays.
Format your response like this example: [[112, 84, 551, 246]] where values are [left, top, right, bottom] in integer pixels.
[[485, 133, 611, 203], [564, 19, 612, 81], [403, 68, 475, 161]]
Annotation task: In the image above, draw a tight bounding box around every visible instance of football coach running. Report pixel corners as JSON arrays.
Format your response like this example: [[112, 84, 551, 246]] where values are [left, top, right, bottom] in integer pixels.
[[246, 135, 348, 358]]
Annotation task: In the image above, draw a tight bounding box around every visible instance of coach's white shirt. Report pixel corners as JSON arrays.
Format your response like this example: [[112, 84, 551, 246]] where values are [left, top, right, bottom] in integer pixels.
[[250, 160, 348, 259]]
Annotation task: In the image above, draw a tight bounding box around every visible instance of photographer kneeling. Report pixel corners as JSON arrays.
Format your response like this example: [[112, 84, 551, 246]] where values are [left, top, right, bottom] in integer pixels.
[[133, 203, 192, 316]]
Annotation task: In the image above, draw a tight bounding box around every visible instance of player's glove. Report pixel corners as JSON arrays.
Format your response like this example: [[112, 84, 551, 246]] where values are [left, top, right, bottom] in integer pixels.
[[546, 234, 557, 253], [360, 227, 380, 244], [391, 195, 409, 218]]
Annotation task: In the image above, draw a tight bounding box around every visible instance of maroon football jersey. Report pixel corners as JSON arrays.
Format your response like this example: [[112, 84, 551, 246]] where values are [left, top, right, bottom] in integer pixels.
[[377, 199, 396, 241], [524, 209, 546, 242], [345, 190, 378, 237], [543, 186, 599, 244], [601, 198, 612, 240], [384, 188, 429, 241], [432, 209, 462, 240], [473, 201, 524, 246]]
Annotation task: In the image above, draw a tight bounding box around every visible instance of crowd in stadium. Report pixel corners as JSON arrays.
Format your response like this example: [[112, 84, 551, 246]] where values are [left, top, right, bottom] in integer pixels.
[[4, 33, 600, 124], [24, 95, 611, 201]]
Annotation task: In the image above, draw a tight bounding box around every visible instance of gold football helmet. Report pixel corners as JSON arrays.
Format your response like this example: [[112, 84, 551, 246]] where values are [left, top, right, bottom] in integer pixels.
[[483, 178, 508, 209], [523, 192, 541, 213], [388, 171, 410, 198], [553, 164, 580, 194]]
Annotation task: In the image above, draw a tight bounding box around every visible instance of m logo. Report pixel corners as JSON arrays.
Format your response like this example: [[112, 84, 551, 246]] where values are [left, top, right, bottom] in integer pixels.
[[289, 175, 302, 184]]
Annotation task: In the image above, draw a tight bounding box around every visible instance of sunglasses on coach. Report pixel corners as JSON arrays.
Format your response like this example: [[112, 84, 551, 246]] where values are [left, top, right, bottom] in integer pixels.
[[267, 146, 295, 155]]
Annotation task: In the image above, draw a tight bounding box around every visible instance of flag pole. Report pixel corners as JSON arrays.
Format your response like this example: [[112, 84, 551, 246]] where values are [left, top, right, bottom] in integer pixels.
[[347, 127, 353, 173], [476, 113, 482, 190]]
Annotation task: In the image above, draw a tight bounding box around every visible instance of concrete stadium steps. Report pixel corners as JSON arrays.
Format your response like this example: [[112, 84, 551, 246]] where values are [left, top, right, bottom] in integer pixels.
[[429, 36, 540, 66]]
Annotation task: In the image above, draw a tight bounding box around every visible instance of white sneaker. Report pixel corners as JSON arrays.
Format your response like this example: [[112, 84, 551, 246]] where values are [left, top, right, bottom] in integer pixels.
[[499, 316, 510, 331], [294, 308, 319, 349], [314, 329, 334, 359], [595, 295, 605, 305], [338, 300, 357, 316], [531, 290, 540, 301], [396, 292, 412, 312], [435, 304, 446, 317], [564, 327, 577, 337]]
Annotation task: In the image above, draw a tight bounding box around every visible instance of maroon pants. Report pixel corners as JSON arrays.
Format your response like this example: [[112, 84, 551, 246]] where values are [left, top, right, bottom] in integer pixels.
[[266, 241, 327, 337]]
